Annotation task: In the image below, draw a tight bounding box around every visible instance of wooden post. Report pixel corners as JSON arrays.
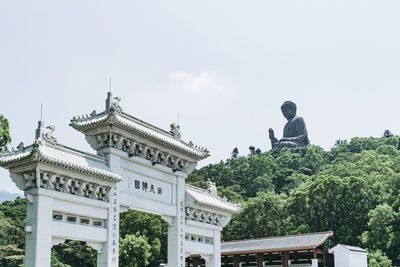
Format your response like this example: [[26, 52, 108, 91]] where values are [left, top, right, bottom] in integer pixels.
[[223, 255, 229, 267], [257, 253, 264, 267], [281, 252, 290, 267], [192, 257, 199, 267], [323, 247, 327, 266], [234, 254, 241, 267]]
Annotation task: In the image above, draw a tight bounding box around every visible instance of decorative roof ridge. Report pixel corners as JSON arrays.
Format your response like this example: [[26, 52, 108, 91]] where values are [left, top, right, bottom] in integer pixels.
[[118, 111, 175, 138], [44, 141, 107, 163], [0, 138, 121, 182], [0, 144, 34, 156], [1, 139, 106, 164], [222, 231, 334, 244], [114, 112, 208, 154], [70, 110, 108, 123], [35, 141, 121, 181], [186, 184, 213, 195], [186, 184, 241, 208], [70, 108, 209, 159], [0, 145, 34, 165], [71, 109, 176, 140]]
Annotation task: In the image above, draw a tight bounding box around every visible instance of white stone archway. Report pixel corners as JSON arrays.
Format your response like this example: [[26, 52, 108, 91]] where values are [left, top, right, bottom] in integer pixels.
[[0, 93, 240, 267]]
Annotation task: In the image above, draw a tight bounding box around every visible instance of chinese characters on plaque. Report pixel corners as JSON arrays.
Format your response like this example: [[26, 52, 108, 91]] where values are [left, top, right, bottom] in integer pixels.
[[132, 178, 163, 196]]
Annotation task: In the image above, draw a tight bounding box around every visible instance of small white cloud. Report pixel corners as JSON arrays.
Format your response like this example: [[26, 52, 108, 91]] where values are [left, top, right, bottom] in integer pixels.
[[168, 71, 231, 95]]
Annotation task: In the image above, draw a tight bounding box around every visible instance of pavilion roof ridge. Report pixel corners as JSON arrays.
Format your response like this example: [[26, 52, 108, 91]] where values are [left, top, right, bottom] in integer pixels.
[[222, 231, 334, 244], [221, 231, 334, 255]]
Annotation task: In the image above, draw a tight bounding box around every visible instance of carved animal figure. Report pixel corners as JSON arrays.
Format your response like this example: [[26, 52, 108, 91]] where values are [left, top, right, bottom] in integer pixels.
[[43, 125, 57, 145], [111, 96, 122, 112], [170, 123, 181, 138]]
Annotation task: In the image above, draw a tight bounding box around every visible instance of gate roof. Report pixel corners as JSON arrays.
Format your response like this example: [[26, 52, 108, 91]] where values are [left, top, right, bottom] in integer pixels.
[[0, 139, 121, 182], [70, 109, 209, 161]]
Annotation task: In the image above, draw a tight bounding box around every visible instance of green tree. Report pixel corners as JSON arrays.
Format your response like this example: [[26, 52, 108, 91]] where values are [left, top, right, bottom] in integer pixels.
[[368, 250, 392, 267], [119, 233, 151, 267], [0, 244, 24, 267], [0, 198, 26, 267], [119, 210, 168, 266], [361, 204, 397, 252], [222, 192, 289, 241], [288, 172, 389, 245], [0, 114, 11, 153], [52, 240, 96, 267], [51, 250, 71, 267]]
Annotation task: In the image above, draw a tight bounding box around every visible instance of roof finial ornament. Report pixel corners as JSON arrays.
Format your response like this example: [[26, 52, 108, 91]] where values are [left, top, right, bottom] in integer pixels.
[[207, 178, 217, 196], [111, 96, 122, 112], [35, 104, 45, 140], [42, 125, 57, 145], [105, 77, 122, 113], [16, 142, 25, 152], [105, 77, 113, 111], [170, 123, 181, 139]]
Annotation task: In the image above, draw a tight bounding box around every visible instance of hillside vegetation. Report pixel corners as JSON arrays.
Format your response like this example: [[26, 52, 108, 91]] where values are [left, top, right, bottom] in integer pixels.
[[0, 191, 22, 204], [188, 136, 400, 266], [0, 113, 399, 265]]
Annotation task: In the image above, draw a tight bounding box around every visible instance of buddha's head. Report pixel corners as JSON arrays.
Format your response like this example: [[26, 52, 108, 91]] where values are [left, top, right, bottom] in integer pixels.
[[281, 101, 297, 120]]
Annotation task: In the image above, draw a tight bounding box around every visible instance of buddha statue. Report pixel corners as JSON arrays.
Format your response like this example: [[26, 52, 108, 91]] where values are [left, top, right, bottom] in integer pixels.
[[269, 101, 309, 150]]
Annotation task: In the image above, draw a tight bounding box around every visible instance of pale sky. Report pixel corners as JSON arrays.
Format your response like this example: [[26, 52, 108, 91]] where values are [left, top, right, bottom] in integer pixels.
[[1, 0, 400, 193]]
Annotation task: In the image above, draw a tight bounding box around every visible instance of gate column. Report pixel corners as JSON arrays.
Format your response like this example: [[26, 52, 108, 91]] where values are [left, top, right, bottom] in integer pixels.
[[205, 230, 221, 267], [24, 191, 53, 267], [168, 175, 186, 267], [97, 149, 122, 267], [97, 186, 120, 267]]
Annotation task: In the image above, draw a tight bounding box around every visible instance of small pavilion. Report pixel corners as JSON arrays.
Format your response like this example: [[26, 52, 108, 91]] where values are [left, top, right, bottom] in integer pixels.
[[187, 232, 334, 267]]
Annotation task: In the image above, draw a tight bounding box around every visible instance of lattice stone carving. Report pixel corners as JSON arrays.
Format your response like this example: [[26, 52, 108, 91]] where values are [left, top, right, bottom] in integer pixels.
[[96, 134, 189, 172], [52, 212, 105, 228], [24, 171, 110, 201], [185, 234, 214, 244], [185, 207, 223, 226]]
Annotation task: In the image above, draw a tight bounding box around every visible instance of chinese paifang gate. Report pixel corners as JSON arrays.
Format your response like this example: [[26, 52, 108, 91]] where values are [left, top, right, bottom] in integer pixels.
[[0, 93, 240, 267]]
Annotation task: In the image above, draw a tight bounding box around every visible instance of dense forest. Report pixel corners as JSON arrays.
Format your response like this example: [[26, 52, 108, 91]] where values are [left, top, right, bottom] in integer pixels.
[[0, 114, 399, 266]]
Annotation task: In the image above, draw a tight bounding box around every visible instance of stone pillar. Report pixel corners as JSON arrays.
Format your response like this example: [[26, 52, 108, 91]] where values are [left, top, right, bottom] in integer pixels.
[[205, 230, 221, 267], [311, 258, 318, 267], [97, 149, 121, 267], [168, 176, 186, 267], [24, 192, 53, 267], [97, 187, 120, 267]]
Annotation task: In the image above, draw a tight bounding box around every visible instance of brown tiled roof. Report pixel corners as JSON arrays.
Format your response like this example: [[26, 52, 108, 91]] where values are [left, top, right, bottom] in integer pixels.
[[222, 232, 333, 255]]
